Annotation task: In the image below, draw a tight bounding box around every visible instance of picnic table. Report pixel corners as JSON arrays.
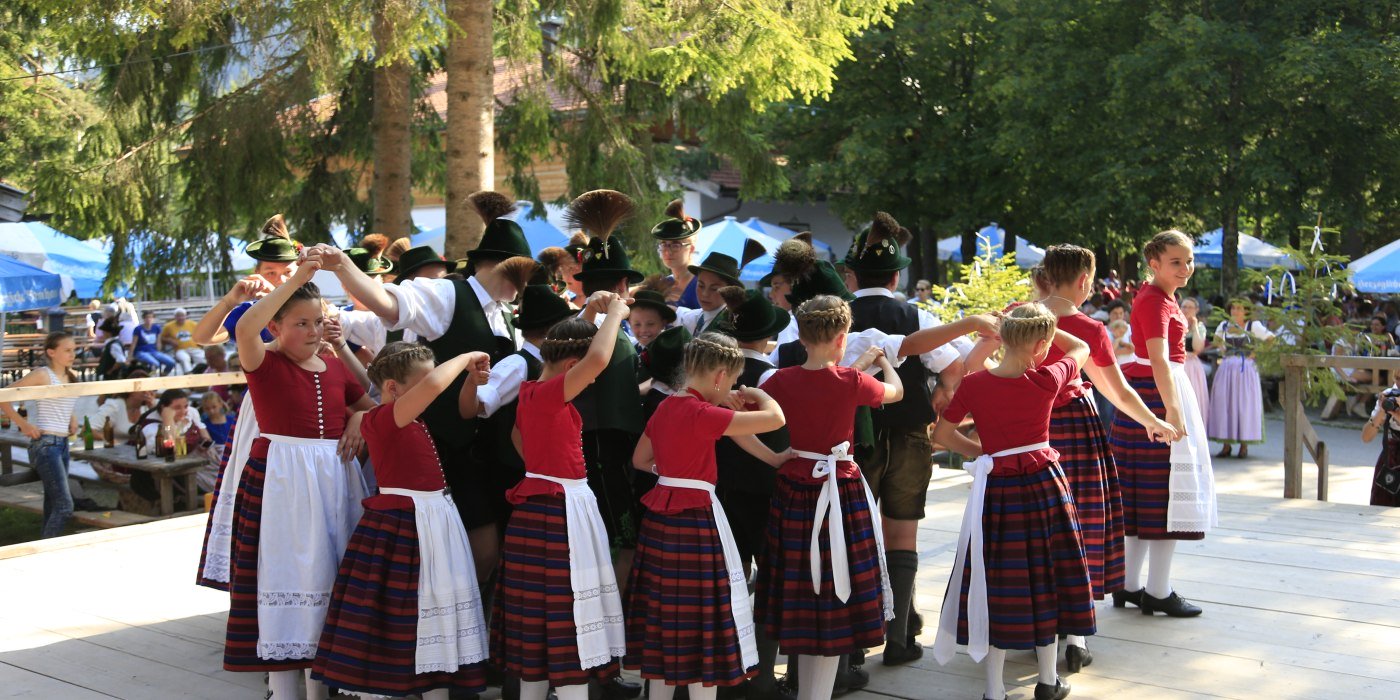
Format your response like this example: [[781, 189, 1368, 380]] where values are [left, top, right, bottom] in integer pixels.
[[80, 445, 207, 516]]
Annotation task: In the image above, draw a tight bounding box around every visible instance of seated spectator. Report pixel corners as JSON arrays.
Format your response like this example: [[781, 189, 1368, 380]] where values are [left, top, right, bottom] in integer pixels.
[[131, 310, 177, 375], [201, 344, 233, 402], [91, 370, 157, 444], [160, 307, 205, 374], [95, 319, 130, 380], [139, 389, 216, 492]]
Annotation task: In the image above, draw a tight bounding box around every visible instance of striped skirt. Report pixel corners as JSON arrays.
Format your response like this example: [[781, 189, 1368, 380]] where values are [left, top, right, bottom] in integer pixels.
[[194, 438, 234, 591], [952, 464, 1096, 650], [1050, 396, 1126, 598], [1207, 356, 1265, 444], [491, 495, 621, 685], [754, 475, 887, 656], [625, 508, 755, 686], [312, 507, 487, 696], [223, 456, 307, 672], [1109, 378, 1206, 541]]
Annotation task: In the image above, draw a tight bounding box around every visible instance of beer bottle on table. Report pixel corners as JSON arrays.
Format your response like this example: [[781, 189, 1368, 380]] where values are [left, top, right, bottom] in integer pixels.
[[82, 417, 94, 451], [162, 425, 176, 463], [102, 417, 114, 448]]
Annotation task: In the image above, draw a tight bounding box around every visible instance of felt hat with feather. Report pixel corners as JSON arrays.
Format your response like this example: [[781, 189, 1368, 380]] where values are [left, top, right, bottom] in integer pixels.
[[773, 233, 855, 306], [467, 191, 532, 263], [566, 190, 645, 284], [516, 283, 576, 332], [650, 198, 701, 241], [688, 239, 767, 287], [844, 212, 912, 273], [345, 247, 394, 276], [245, 214, 302, 262], [719, 286, 790, 342], [394, 245, 451, 279]]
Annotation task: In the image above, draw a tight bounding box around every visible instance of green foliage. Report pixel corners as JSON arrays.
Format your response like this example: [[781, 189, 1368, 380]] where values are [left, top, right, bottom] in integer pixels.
[[928, 242, 1030, 323], [1230, 245, 1355, 404]]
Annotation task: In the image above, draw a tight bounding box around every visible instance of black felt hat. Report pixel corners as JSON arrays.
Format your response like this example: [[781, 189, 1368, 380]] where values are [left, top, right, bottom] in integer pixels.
[[724, 288, 791, 342], [394, 246, 451, 279], [345, 247, 394, 276], [650, 199, 700, 241], [516, 284, 576, 332], [573, 236, 645, 284], [642, 325, 691, 386], [844, 212, 912, 273], [468, 192, 532, 263], [630, 289, 677, 323], [687, 252, 742, 286], [788, 260, 855, 307]]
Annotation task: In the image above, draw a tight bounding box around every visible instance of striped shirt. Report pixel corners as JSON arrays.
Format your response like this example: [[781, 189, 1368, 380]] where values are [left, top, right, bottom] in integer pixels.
[[30, 367, 77, 436]]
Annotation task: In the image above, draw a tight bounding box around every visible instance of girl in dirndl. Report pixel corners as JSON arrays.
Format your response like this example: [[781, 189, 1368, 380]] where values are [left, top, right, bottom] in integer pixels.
[[312, 342, 492, 698], [627, 332, 790, 700], [754, 295, 902, 700], [226, 258, 376, 700], [933, 303, 1095, 700], [1208, 299, 1275, 459], [1108, 230, 1216, 619], [1015, 246, 1177, 671], [1180, 297, 1211, 426], [491, 293, 632, 700]]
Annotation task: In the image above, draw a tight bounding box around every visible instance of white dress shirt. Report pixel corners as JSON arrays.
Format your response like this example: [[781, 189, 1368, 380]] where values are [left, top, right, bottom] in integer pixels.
[[676, 306, 723, 336], [383, 276, 518, 347], [477, 342, 543, 417], [775, 313, 799, 347], [852, 287, 960, 373], [339, 308, 388, 355], [740, 348, 777, 387]]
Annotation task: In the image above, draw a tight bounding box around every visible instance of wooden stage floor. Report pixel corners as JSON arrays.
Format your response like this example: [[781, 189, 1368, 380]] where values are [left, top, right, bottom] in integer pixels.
[[1, 468, 1397, 699]]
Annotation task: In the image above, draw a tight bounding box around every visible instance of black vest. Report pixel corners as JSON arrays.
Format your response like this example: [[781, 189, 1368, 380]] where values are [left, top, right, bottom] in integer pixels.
[[850, 294, 934, 429], [486, 349, 542, 479], [715, 356, 789, 494], [574, 330, 645, 434], [422, 280, 516, 447]]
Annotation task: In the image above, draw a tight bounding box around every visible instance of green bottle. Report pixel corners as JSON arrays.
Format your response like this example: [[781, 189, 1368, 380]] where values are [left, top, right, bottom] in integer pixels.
[[82, 416, 94, 451]]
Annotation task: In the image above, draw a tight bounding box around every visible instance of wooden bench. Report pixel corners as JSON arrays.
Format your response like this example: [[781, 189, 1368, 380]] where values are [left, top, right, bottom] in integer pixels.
[[78, 445, 207, 516]]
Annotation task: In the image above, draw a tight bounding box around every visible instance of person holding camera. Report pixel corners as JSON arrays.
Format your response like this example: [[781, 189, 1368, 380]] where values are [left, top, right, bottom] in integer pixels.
[[1361, 386, 1400, 507]]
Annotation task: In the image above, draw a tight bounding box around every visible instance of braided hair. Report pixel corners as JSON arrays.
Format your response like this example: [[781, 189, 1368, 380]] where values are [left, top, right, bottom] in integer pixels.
[[795, 294, 852, 345], [367, 342, 436, 389], [682, 332, 745, 384], [540, 317, 598, 364], [1000, 302, 1057, 353]]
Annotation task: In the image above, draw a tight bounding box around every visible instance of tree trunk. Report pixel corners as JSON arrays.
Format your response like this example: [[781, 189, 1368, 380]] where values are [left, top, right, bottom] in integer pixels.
[[960, 229, 976, 274], [1222, 205, 1240, 298], [372, 0, 414, 240], [445, 0, 494, 259]]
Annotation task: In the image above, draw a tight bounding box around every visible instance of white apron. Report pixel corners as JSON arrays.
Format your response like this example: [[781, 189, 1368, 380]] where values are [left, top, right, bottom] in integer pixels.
[[202, 391, 260, 584], [255, 434, 367, 660], [522, 472, 627, 669], [789, 442, 894, 620], [379, 487, 488, 674], [654, 477, 758, 671], [932, 441, 1050, 665], [1130, 357, 1218, 532]]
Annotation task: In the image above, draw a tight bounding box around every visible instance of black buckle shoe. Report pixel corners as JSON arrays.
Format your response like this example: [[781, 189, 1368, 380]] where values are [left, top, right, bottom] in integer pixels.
[[1140, 590, 1203, 617], [881, 641, 924, 666], [602, 676, 643, 700], [1064, 644, 1092, 673], [832, 664, 868, 696], [1034, 678, 1072, 700], [1111, 588, 1143, 609]]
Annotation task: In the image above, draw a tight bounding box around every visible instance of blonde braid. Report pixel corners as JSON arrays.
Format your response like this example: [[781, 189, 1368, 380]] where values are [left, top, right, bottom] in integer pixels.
[[795, 295, 852, 345], [683, 333, 745, 382], [368, 341, 436, 387]]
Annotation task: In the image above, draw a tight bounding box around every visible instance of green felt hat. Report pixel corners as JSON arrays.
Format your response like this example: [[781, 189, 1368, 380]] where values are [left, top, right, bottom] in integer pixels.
[[844, 212, 912, 273], [642, 325, 691, 386], [726, 289, 791, 342], [787, 260, 855, 307], [573, 236, 645, 285], [245, 236, 301, 263], [650, 198, 700, 241], [516, 284, 576, 332], [631, 289, 677, 323], [394, 246, 451, 279], [345, 247, 394, 276]]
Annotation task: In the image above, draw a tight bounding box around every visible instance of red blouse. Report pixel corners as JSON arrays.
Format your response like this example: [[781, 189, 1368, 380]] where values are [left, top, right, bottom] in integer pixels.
[[359, 403, 448, 511], [245, 350, 366, 459], [762, 365, 885, 483], [506, 374, 586, 503], [641, 389, 735, 514], [1044, 311, 1116, 407], [940, 357, 1078, 474], [1125, 283, 1186, 377]]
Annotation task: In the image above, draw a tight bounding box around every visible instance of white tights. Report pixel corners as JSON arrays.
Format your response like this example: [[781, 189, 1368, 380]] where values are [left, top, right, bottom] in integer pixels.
[[521, 680, 589, 700], [982, 643, 1057, 699], [1123, 535, 1178, 599], [648, 680, 717, 700], [266, 670, 326, 699], [796, 654, 841, 700]]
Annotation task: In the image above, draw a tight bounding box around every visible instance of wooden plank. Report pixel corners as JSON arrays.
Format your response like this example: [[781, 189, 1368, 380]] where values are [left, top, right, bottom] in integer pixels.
[[1280, 354, 1400, 372], [1283, 367, 1302, 498], [0, 660, 116, 699], [0, 489, 157, 534], [0, 372, 246, 403]]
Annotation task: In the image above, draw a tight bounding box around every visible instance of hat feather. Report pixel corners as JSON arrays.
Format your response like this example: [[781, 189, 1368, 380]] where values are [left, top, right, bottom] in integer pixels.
[[866, 212, 903, 252], [567, 232, 590, 248], [565, 189, 635, 241], [636, 273, 674, 294], [718, 286, 747, 313], [468, 191, 517, 224], [740, 239, 767, 269], [664, 198, 685, 219], [385, 237, 412, 261], [773, 233, 818, 281], [495, 256, 541, 294], [359, 233, 388, 257], [261, 214, 290, 240]]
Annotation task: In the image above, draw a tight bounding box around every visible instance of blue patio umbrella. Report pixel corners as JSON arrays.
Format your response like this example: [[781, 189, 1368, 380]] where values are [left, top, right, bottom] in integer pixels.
[[1193, 229, 1296, 270], [0, 221, 109, 298], [695, 216, 784, 284], [936, 223, 1045, 268], [1352, 239, 1400, 293], [0, 254, 63, 312], [413, 201, 568, 258], [741, 217, 836, 262]]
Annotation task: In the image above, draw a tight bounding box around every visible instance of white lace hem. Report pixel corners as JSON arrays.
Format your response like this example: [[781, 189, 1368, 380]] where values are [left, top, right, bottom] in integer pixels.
[[256, 640, 318, 660], [258, 591, 332, 607], [573, 583, 620, 601]]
